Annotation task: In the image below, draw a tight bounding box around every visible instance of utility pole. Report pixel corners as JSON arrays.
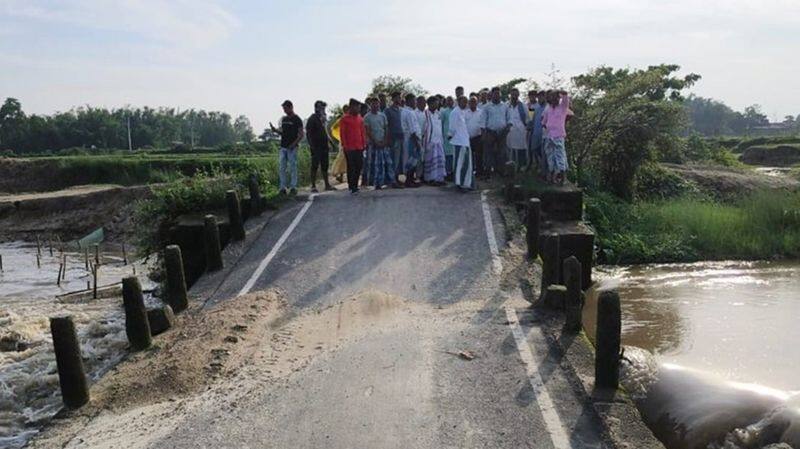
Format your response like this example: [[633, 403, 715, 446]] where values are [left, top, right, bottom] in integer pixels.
[[190, 114, 195, 150], [127, 114, 132, 152]]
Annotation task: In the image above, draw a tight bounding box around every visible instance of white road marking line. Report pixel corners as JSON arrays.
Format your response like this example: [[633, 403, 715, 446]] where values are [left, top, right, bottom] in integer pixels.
[[237, 194, 316, 297], [506, 306, 574, 449], [480, 190, 503, 275]]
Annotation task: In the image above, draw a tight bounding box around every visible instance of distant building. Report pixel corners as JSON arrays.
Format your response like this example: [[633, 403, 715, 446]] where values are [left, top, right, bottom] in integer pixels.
[[751, 122, 796, 136]]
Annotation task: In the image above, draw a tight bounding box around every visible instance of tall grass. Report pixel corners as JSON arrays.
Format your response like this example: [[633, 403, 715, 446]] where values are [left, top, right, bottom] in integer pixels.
[[587, 190, 800, 264]]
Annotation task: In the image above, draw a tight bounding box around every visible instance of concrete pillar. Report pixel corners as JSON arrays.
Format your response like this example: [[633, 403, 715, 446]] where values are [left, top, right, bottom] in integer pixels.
[[540, 234, 560, 301], [249, 173, 262, 217], [563, 256, 583, 333], [147, 305, 175, 336], [122, 276, 152, 350], [226, 190, 246, 242], [50, 316, 90, 408], [164, 245, 188, 313], [544, 284, 567, 309], [504, 182, 514, 203], [595, 290, 621, 389], [203, 214, 223, 271], [526, 198, 541, 259]]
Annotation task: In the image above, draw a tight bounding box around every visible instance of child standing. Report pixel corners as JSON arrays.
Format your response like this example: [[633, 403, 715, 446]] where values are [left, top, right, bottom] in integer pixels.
[[541, 90, 570, 185]]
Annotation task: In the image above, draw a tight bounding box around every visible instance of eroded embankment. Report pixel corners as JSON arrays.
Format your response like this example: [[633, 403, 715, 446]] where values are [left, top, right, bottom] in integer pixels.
[[0, 185, 151, 243]]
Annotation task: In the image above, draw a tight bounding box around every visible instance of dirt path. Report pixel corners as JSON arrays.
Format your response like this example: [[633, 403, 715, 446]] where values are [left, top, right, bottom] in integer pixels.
[[0, 185, 124, 204]]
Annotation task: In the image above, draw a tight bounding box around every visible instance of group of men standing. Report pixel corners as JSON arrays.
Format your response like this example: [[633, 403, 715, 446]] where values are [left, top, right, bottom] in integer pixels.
[[270, 84, 571, 195]]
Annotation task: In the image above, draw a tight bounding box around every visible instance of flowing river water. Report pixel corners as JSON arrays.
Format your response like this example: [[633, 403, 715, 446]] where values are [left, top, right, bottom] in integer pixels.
[[585, 261, 800, 449], [0, 242, 156, 449]]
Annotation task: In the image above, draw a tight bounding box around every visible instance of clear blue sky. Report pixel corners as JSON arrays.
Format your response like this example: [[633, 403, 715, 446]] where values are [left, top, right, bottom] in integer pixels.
[[2, 0, 799, 129]]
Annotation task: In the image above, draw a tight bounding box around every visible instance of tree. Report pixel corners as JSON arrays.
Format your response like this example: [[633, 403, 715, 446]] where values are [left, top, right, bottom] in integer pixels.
[[684, 95, 738, 136], [0, 98, 26, 149], [569, 64, 699, 200], [234, 115, 254, 143], [544, 63, 566, 89], [368, 75, 427, 98], [495, 78, 527, 101], [742, 105, 769, 129]]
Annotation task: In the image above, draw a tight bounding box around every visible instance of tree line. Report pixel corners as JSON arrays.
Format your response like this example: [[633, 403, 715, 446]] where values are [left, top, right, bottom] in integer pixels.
[[685, 95, 799, 136], [0, 98, 255, 153]]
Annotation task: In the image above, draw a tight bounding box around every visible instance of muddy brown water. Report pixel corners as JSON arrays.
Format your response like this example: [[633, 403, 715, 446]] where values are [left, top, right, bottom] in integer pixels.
[[584, 261, 800, 449], [0, 242, 156, 449]]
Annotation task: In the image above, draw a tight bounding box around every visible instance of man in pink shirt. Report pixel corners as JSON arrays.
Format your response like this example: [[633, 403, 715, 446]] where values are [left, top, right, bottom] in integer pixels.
[[542, 90, 570, 185]]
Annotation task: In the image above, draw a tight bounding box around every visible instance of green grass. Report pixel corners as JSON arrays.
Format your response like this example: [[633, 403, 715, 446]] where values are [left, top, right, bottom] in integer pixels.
[[732, 135, 800, 153], [11, 149, 316, 191], [587, 190, 800, 264]]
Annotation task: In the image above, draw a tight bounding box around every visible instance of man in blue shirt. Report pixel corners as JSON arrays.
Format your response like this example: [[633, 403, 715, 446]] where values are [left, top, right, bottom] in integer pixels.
[[527, 90, 547, 178], [384, 92, 406, 181], [480, 87, 510, 179]]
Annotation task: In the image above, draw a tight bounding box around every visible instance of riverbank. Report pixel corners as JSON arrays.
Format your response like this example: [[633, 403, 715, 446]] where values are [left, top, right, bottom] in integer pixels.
[[585, 162, 800, 264]]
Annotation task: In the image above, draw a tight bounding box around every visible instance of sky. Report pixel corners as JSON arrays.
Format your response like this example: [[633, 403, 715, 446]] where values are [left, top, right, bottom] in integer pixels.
[[1, 0, 799, 129]]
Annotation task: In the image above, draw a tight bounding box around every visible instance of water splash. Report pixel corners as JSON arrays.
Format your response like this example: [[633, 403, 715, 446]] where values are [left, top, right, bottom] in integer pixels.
[[0, 242, 157, 448], [621, 347, 800, 449]]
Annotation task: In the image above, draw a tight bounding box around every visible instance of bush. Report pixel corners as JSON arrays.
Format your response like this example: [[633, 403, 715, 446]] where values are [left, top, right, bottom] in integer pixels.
[[586, 190, 800, 264], [132, 168, 243, 254], [634, 163, 701, 200]]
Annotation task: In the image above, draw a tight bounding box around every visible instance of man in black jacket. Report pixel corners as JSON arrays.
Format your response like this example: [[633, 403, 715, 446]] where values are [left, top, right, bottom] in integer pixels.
[[305, 100, 334, 192]]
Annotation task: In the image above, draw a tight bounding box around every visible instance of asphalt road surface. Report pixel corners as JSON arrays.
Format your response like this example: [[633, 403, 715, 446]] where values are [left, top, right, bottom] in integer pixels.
[[159, 187, 611, 448]]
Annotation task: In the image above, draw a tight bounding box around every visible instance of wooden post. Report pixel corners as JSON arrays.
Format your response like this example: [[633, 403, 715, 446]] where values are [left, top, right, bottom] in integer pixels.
[[122, 277, 152, 350], [122, 242, 128, 265], [56, 262, 63, 286], [36, 252, 41, 268], [540, 234, 560, 302], [203, 214, 223, 271], [84, 248, 89, 270], [92, 264, 98, 299], [50, 316, 90, 408], [61, 254, 67, 281], [563, 256, 583, 333], [94, 244, 99, 266], [526, 198, 541, 259], [226, 190, 246, 242], [595, 290, 621, 390], [249, 173, 262, 217], [164, 245, 188, 313]]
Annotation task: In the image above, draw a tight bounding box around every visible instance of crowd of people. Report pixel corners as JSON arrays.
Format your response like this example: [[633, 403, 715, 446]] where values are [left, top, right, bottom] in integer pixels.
[[269, 85, 572, 195]]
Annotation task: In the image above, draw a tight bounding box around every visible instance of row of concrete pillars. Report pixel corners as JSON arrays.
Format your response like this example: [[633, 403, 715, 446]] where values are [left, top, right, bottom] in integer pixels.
[[521, 193, 621, 390], [49, 244, 190, 408], [49, 173, 265, 409]]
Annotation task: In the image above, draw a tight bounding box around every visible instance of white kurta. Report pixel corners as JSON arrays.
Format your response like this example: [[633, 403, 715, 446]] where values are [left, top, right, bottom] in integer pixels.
[[447, 107, 470, 147], [506, 102, 528, 150]]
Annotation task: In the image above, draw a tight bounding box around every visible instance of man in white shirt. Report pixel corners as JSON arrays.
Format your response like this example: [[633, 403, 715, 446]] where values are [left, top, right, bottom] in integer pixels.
[[506, 87, 529, 172], [465, 96, 485, 178], [448, 96, 475, 190], [401, 93, 422, 187], [415, 96, 427, 179]]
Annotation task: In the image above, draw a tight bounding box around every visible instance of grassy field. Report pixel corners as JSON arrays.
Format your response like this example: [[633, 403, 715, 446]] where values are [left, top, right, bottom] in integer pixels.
[[586, 190, 800, 264], [0, 148, 317, 193]]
